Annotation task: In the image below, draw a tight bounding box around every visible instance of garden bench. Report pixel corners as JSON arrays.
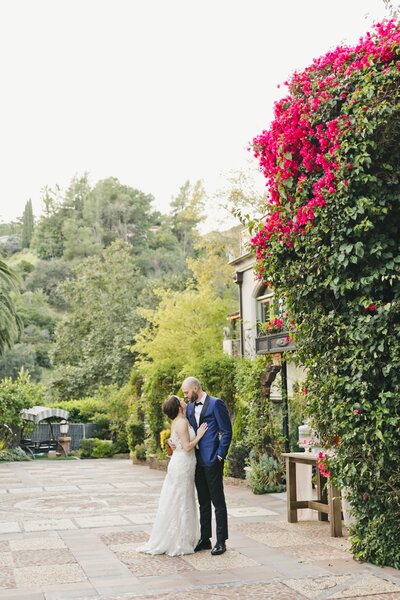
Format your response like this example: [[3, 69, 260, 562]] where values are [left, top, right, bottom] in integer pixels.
[[20, 439, 67, 459]]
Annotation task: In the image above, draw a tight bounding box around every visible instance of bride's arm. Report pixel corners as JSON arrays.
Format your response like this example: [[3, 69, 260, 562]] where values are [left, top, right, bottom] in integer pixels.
[[175, 420, 208, 452]]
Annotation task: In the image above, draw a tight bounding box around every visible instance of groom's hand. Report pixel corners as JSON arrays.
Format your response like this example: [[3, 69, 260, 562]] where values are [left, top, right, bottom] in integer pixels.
[[217, 455, 223, 461]]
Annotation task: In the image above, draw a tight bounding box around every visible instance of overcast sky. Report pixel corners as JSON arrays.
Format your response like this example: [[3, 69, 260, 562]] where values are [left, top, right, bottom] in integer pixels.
[[0, 0, 388, 230]]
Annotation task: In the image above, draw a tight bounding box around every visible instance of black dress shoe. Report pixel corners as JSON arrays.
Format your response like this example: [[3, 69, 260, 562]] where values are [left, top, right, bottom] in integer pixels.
[[211, 543, 226, 555], [194, 538, 212, 552]]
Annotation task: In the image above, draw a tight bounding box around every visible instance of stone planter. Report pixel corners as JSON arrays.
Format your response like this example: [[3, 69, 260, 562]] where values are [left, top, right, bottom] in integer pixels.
[[131, 456, 147, 465], [223, 475, 249, 488], [148, 454, 169, 471]]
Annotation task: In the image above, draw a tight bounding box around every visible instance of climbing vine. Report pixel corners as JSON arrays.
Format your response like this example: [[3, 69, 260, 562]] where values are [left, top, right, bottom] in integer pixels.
[[250, 20, 400, 567]]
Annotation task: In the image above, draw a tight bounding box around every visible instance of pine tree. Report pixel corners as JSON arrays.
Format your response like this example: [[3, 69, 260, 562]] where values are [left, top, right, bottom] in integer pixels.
[[21, 199, 34, 248]]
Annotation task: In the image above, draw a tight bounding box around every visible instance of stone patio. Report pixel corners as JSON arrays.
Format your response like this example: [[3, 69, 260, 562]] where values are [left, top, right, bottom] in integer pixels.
[[0, 459, 399, 600]]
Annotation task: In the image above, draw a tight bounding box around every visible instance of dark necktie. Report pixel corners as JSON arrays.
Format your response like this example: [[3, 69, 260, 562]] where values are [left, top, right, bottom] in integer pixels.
[[195, 401, 203, 407]]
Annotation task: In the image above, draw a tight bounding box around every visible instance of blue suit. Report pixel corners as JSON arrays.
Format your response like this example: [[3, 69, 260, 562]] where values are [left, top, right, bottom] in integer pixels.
[[187, 395, 232, 467], [187, 394, 232, 544]]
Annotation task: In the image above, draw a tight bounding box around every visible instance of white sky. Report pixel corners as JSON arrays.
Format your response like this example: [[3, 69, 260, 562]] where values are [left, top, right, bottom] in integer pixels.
[[0, 0, 388, 231]]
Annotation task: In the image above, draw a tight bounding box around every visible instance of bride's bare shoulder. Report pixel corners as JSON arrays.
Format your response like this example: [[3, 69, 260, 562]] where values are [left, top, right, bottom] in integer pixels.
[[174, 417, 189, 432]]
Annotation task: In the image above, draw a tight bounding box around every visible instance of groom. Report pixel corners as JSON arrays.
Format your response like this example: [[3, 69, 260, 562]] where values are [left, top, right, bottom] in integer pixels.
[[182, 376, 232, 556]]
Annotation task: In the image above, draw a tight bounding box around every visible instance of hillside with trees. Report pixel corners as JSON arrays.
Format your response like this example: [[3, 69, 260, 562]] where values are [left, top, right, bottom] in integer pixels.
[[0, 174, 240, 395]]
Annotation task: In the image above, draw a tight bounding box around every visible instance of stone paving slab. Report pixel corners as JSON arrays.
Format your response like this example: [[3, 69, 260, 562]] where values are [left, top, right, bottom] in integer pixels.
[[0, 459, 399, 600], [23, 518, 76, 532], [227, 505, 278, 517], [88, 581, 309, 599], [0, 522, 20, 533]]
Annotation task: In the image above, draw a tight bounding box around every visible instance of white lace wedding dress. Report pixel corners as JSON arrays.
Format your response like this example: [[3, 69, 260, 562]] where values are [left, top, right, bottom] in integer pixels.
[[136, 424, 199, 556]]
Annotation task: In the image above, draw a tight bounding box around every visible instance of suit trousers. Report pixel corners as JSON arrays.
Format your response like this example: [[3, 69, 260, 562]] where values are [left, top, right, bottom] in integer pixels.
[[195, 460, 228, 543]]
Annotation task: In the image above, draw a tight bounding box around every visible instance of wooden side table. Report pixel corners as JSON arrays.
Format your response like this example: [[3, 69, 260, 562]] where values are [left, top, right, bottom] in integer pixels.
[[282, 452, 342, 537]]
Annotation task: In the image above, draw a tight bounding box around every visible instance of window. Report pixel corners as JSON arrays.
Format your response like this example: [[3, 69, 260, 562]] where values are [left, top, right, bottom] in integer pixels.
[[256, 286, 275, 333]]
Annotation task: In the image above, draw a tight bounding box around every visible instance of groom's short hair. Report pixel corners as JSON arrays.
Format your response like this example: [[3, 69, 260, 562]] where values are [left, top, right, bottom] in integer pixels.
[[163, 395, 181, 420], [182, 376, 201, 390]]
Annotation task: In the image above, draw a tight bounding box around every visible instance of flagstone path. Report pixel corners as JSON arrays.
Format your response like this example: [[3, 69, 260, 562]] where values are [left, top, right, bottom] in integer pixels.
[[0, 458, 399, 600]]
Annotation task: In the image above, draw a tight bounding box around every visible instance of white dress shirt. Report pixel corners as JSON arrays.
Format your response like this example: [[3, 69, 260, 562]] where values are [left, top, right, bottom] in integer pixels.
[[194, 391, 207, 426]]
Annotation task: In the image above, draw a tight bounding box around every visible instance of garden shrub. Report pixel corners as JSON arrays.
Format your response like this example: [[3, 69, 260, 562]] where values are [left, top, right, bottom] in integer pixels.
[[91, 439, 115, 458], [250, 20, 400, 567], [0, 447, 31, 462], [224, 381, 250, 479], [134, 443, 147, 461], [80, 438, 116, 458], [100, 384, 133, 452], [246, 452, 286, 494], [138, 361, 182, 452], [47, 397, 108, 422], [0, 371, 45, 446], [224, 441, 250, 479], [79, 438, 96, 458], [195, 355, 237, 416], [126, 417, 145, 452], [234, 356, 281, 454], [93, 415, 112, 440], [288, 383, 308, 452], [49, 384, 134, 453]]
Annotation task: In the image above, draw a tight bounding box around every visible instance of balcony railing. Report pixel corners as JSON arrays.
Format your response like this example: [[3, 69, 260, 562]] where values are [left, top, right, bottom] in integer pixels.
[[223, 338, 241, 356]]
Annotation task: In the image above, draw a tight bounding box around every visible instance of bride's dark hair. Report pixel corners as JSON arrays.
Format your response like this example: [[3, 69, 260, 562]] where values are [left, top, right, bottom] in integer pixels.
[[162, 395, 181, 420]]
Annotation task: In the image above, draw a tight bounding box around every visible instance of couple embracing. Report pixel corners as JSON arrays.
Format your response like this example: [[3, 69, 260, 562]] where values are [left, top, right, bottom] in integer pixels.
[[137, 376, 232, 557]]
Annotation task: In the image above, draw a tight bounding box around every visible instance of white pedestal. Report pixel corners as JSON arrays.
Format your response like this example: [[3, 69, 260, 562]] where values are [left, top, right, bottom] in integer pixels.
[[296, 462, 314, 520]]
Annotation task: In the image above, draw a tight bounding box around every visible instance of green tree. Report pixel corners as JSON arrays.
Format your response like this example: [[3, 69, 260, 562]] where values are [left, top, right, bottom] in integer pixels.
[[0, 290, 57, 380], [31, 186, 66, 260], [216, 165, 266, 234], [84, 177, 156, 252], [25, 259, 73, 308], [136, 221, 187, 278], [31, 213, 64, 259], [170, 180, 206, 257], [0, 221, 21, 236], [63, 173, 91, 217], [0, 371, 44, 443], [188, 227, 240, 301], [135, 285, 233, 373], [0, 344, 41, 381], [62, 218, 102, 260], [21, 199, 34, 249], [0, 259, 22, 356], [51, 239, 142, 399]]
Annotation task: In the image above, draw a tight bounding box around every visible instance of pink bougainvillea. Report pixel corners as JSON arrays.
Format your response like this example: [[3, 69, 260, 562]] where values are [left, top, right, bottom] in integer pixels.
[[250, 20, 400, 266], [246, 18, 400, 568]]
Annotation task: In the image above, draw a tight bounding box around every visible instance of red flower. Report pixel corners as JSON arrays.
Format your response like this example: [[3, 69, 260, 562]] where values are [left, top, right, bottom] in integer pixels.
[[365, 303, 377, 313]]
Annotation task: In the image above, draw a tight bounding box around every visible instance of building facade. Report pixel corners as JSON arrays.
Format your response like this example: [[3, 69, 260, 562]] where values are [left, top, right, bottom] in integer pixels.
[[225, 233, 305, 400]]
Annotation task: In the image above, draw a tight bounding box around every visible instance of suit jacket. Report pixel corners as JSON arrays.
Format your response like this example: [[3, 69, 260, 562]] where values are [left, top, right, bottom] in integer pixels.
[[187, 394, 232, 467]]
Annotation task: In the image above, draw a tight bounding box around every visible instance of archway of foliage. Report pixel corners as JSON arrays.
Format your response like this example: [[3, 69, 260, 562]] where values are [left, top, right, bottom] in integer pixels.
[[250, 20, 400, 568]]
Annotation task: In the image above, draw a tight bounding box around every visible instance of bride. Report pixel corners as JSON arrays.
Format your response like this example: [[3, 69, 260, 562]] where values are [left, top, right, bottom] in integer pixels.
[[136, 395, 207, 556]]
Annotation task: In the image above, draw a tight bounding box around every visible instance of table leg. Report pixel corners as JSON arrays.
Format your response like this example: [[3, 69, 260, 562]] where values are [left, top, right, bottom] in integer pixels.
[[329, 483, 343, 537], [316, 466, 328, 522], [286, 458, 298, 523]]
